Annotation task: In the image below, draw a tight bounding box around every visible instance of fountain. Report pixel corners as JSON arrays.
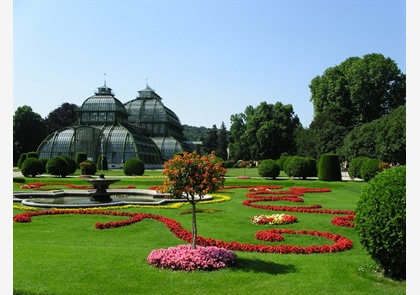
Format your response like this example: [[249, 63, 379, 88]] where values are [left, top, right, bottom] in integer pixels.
[[85, 174, 119, 203], [13, 174, 214, 208]]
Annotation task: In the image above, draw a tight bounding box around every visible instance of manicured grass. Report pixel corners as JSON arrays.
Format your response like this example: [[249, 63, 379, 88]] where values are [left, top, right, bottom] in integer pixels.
[[13, 169, 406, 294]]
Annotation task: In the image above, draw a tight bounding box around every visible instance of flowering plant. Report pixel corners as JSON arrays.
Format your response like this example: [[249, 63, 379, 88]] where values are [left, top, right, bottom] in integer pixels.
[[147, 244, 236, 271], [251, 214, 297, 225]]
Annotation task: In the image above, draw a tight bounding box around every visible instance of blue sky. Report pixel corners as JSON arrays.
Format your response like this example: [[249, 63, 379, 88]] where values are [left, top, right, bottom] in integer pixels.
[[13, 0, 406, 129]]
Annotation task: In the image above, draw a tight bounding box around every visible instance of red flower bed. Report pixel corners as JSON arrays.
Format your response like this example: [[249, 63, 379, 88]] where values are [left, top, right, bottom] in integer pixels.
[[331, 215, 355, 227], [13, 208, 353, 254]]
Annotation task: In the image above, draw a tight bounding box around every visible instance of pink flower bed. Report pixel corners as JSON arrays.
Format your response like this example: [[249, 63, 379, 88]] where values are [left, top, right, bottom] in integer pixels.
[[147, 244, 236, 271]]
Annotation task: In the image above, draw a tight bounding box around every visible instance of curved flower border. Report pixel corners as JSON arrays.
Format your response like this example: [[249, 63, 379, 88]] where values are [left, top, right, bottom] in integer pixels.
[[13, 209, 353, 254]]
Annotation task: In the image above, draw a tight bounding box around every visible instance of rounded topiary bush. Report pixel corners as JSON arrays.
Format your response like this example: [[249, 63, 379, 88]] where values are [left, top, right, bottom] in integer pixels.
[[283, 156, 311, 179], [123, 158, 145, 176], [277, 155, 290, 172], [80, 160, 97, 175], [360, 158, 382, 182], [355, 165, 406, 280], [21, 158, 44, 177], [46, 156, 69, 177], [348, 157, 369, 179], [62, 155, 77, 174], [317, 153, 342, 181], [258, 159, 280, 179], [96, 155, 109, 171]]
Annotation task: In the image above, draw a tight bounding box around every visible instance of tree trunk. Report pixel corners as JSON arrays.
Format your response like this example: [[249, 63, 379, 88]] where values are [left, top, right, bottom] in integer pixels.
[[191, 198, 197, 249]]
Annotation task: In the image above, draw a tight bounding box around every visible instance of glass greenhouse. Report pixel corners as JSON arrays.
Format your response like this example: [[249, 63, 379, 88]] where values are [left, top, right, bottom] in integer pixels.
[[37, 84, 187, 169]]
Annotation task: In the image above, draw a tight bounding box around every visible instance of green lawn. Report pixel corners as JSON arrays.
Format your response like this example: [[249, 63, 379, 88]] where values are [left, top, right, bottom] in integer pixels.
[[13, 169, 406, 295]]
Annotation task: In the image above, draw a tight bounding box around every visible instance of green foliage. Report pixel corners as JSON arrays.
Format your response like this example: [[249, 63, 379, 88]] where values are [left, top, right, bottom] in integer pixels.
[[21, 158, 44, 177], [17, 153, 27, 169], [360, 158, 382, 182], [39, 158, 49, 174], [348, 157, 369, 179], [13, 105, 49, 166], [317, 153, 342, 181], [257, 159, 280, 179], [228, 102, 301, 162], [277, 155, 290, 171], [222, 160, 234, 168], [97, 155, 109, 171], [339, 105, 406, 164], [283, 156, 311, 179], [310, 53, 405, 125], [355, 166, 406, 279], [75, 152, 88, 168], [306, 157, 318, 177], [80, 160, 97, 175], [44, 102, 78, 134], [46, 156, 69, 177], [26, 151, 39, 159], [62, 155, 77, 174], [123, 158, 145, 176]]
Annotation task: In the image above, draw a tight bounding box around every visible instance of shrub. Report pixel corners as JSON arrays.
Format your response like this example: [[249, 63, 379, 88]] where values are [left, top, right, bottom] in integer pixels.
[[46, 156, 69, 177], [26, 151, 39, 159], [80, 160, 97, 175], [348, 157, 369, 179], [17, 153, 27, 169], [75, 152, 88, 169], [277, 155, 290, 171], [360, 158, 382, 182], [222, 160, 234, 168], [355, 165, 406, 279], [123, 158, 145, 176], [62, 155, 77, 174], [96, 155, 109, 171], [20, 158, 44, 177], [317, 153, 342, 181], [39, 158, 49, 174], [283, 156, 311, 179], [258, 159, 280, 179]]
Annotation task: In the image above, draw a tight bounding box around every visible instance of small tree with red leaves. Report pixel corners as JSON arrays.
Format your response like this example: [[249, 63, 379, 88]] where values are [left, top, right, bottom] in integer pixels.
[[158, 151, 227, 249]]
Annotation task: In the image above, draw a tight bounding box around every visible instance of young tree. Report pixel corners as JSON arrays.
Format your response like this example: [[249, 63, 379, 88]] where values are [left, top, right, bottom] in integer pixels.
[[158, 151, 227, 249]]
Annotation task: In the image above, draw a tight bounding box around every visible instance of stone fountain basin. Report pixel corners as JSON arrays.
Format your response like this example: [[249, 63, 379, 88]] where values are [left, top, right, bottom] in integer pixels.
[[13, 189, 213, 208]]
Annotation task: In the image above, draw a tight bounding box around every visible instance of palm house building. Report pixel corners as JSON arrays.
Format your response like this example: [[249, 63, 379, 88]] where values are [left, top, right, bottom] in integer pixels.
[[37, 83, 188, 169]]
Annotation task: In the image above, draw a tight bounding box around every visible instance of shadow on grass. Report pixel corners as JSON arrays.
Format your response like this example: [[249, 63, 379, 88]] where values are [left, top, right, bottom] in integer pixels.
[[233, 257, 297, 275]]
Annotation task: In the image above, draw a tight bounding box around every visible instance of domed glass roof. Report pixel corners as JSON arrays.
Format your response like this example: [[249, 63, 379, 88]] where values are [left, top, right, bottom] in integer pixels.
[[125, 85, 182, 126], [79, 85, 127, 115]]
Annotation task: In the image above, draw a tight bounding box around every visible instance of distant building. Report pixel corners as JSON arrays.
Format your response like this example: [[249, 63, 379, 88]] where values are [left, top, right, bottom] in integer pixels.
[[37, 83, 188, 169]]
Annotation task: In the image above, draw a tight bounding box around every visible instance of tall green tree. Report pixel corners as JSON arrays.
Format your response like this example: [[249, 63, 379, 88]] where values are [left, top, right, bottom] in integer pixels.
[[44, 102, 78, 134], [229, 102, 301, 161], [13, 106, 49, 165], [228, 113, 250, 161], [310, 53, 405, 126], [339, 104, 406, 164], [308, 53, 405, 156], [216, 122, 229, 160], [201, 124, 219, 155]]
